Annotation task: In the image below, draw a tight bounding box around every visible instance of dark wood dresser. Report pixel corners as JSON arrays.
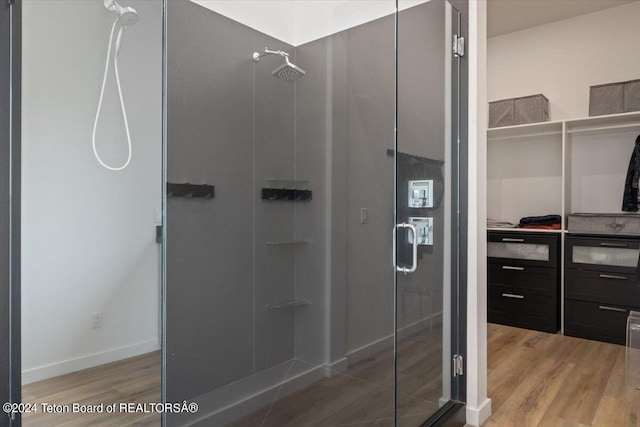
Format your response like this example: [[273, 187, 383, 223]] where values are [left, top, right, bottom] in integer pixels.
[[487, 231, 561, 333], [564, 235, 640, 345]]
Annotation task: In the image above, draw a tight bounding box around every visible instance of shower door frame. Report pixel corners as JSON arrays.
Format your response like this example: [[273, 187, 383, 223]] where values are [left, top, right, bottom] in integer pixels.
[[450, 0, 468, 407], [0, 0, 21, 426], [393, 1, 468, 425]]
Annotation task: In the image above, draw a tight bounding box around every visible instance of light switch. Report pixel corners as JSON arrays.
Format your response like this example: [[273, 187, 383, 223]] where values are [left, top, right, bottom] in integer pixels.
[[360, 208, 368, 224], [408, 180, 434, 208]]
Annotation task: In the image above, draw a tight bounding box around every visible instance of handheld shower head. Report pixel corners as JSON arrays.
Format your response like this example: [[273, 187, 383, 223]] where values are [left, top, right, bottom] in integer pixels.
[[118, 7, 139, 27], [104, 0, 138, 27]]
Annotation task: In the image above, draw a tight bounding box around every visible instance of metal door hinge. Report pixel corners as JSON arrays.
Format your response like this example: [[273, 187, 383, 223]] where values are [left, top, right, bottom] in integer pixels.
[[453, 355, 464, 377], [453, 35, 465, 58]]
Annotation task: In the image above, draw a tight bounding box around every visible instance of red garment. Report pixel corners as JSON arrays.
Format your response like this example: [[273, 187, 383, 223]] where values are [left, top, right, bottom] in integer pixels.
[[519, 223, 561, 230]]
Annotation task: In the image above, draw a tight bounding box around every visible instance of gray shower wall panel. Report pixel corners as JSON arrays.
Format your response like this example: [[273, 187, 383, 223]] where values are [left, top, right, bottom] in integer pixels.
[[293, 13, 400, 364], [253, 41, 296, 372], [292, 34, 345, 366], [343, 13, 397, 354], [167, 1, 295, 401]]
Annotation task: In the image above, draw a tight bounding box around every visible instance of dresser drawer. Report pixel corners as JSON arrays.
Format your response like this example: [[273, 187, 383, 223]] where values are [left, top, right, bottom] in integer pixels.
[[488, 231, 559, 268], [565, 236, 640, 275], [488, 262, 558, 297], [564, 299, 631, 345], [488, 284, 559, 333], [565, 269, 640, 307]]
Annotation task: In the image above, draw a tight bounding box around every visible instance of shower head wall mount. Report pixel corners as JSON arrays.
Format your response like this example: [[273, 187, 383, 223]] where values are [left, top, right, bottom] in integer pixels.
[[252, 47, 290, 63]]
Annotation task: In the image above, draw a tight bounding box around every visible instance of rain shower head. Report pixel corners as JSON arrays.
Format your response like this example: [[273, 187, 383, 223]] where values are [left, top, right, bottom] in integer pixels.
[[273, 57, 306, 82], [253, 47, 306, 83], [104, 0, 139, 27]]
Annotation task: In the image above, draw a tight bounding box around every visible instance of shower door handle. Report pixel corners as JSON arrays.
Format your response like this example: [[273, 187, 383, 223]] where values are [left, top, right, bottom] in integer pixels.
[[395, 223, 418, 274]]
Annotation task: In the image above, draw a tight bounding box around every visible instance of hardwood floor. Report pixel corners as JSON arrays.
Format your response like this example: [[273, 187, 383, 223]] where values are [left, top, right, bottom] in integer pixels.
[[486, 323, 640, 427], [229, 329, 444, 427], [22, 351, 161, 427], [19, 330, 443, 427], [20, 325, 638, 426]]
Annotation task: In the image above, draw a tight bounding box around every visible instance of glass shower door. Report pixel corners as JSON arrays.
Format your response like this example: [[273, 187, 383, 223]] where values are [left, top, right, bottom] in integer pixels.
[[394, 0, 466, 425], [165, 1, 398, 426], [164, 0, 466, 425]]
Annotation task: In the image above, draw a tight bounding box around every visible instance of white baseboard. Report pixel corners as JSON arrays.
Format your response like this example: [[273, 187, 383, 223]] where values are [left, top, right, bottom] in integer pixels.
[[465, 398, 492, 426], [22, 339, 160, 385]]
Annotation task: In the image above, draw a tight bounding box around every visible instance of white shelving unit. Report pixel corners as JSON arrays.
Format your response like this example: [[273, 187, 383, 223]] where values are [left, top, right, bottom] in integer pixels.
[[489, 111, 640, 227], [565, 112, 640, 216], [487, 121, 563, 228], [488, 111, 640, 332]]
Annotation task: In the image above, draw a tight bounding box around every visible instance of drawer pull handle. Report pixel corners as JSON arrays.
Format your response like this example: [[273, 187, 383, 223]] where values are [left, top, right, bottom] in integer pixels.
[[598, 305, 627, 313], [600, 242, 629, 248], [502, 238, 525, 242], [502, 293, 525, 299], [599, 274, 628, 280], [502, 266, 525, 271]]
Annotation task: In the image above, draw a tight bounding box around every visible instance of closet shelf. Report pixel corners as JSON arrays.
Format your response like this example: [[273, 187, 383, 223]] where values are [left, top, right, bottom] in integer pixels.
[[488, 121, 563, 141], [486, 227, 563, 234], [488, 110, 640, 140], [565, 110, 640, 133], [266, 299, 311, 310]]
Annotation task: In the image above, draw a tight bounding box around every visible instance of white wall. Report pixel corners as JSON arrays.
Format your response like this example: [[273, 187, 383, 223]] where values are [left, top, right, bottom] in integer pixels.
[[21, 0, 162, 383], [467, 0, 491, 426], [488, 1, 640, 121], [191, 0, 428, 46]]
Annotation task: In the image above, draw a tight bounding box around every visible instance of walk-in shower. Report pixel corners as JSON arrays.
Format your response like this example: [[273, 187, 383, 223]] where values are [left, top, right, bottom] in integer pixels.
[[7, 0, 467, 426], [253, 47, 306, 82], [92, 0, 139, 171]]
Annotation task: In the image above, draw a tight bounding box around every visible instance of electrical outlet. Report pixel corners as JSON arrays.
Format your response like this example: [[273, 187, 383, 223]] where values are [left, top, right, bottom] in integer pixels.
[[91, 312, 103, 329]]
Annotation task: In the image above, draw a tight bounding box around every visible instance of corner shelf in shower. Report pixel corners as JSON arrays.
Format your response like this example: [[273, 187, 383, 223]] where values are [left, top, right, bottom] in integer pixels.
[[266, 299, 311, 310], [265, 240, 310, 246], [261, 188, 312, 201], [167, 183, 215, 199]]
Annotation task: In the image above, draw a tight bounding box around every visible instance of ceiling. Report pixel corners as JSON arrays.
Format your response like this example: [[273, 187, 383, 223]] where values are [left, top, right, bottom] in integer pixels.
[[488, 0, 639, 38]]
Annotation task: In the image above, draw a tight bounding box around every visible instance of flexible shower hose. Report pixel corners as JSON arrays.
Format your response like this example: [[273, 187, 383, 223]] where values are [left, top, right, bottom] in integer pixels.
[[92, 19, 132, 171]]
